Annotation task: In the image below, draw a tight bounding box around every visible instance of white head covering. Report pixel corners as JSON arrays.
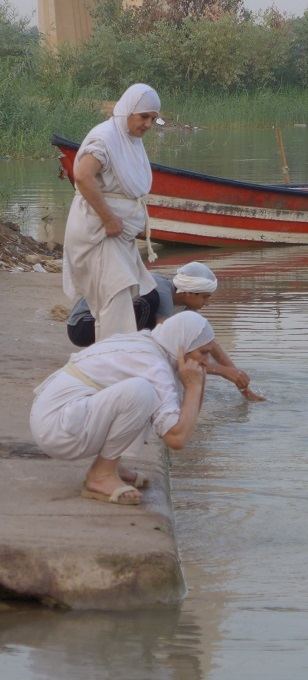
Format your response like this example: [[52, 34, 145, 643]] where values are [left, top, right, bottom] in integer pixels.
[[78, 83, 160, 198], [76, 83, 160, 261], [151, 310, 215, 361], [173, 262, 217, 294], [72, 311, 214, 363], [113, 84, 161, 118]]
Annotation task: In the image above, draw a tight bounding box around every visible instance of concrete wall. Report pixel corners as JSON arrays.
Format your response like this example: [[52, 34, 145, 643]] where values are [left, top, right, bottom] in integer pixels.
[[38, 0, 146, 46], [38, 0, 95, 47]]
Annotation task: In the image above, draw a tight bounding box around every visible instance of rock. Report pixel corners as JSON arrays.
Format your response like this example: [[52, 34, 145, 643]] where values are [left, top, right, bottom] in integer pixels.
[[0, 220, 62, 271], [33, 263, 47, 273], [25, 254, 42, 264]]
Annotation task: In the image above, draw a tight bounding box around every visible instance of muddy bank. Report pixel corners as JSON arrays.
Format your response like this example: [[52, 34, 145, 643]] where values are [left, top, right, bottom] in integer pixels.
[[0, 220, 153, 273], [0, 220, 63, 272]]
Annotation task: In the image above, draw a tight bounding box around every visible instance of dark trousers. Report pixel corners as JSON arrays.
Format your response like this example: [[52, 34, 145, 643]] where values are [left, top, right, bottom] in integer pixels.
[[67, 289, 160, 347]]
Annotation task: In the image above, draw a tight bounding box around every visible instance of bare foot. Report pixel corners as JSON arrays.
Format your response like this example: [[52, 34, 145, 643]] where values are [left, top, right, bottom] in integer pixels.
[[85, 473, 141, 503]]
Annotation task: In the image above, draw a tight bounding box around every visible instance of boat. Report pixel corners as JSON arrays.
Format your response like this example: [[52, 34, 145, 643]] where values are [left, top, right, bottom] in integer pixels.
[[52, 133, 308, 248]]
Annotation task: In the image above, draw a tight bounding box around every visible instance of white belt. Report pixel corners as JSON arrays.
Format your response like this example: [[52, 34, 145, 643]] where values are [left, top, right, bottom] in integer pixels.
[[63, 361, 102, 391]]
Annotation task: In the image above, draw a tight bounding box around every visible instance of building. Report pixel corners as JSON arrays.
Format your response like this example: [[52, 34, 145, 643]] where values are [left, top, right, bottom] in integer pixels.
[[38, 0, 144, 46], [38, 0, 96, 47]]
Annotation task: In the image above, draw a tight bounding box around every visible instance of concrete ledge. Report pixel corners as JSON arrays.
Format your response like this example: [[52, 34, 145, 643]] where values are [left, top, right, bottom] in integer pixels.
[[0, 447, 185, 610], [0, 272, 185, 609]]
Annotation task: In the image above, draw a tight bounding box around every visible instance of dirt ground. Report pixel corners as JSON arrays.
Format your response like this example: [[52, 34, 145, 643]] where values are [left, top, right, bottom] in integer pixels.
[[0, 220, 63, 272]]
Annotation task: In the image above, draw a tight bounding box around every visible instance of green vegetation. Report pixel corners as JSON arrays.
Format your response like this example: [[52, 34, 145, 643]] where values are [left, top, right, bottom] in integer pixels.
[[163, 89, 308, 127], [0, 0, 307, 157]]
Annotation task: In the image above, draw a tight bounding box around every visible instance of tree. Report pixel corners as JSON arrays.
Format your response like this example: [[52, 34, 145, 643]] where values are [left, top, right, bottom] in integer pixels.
[[0, 1, 38, 59], [167, 0, 244, 22]]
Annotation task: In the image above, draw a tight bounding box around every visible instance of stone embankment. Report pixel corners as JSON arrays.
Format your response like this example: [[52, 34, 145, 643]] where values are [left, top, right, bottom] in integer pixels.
[[0, 270, 185, 610]]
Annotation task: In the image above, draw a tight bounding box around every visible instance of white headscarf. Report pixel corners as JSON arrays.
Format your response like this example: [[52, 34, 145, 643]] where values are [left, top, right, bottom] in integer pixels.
[[71, 311, 214, 366], [113, 84, 161, 118], [173, 262, 217, 294], [151, 310, 215, 361], [78, 83, 160, 198]]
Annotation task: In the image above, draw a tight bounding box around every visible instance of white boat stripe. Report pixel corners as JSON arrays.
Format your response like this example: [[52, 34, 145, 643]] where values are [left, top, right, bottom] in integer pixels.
[[147, 194, 308, 223], [149, 217, 308, 245]]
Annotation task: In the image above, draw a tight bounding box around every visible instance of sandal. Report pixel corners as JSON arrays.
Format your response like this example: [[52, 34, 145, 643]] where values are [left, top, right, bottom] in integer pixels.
[[81, 484, 141, 505]]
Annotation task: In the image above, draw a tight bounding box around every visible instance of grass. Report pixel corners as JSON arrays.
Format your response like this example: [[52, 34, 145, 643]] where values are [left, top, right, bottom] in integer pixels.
[[0, 76, 104, 158], [1, 79, 307, 158], [162, 88, 308, 128]]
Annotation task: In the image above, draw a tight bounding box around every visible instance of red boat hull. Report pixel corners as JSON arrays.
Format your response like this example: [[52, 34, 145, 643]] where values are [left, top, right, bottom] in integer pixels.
[[52, 134, 308, 247]]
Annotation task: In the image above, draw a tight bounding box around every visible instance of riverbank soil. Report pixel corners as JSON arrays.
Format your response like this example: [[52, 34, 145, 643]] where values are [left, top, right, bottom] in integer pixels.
[[0, 221, 63, 271], [0, 272, 185, 610]]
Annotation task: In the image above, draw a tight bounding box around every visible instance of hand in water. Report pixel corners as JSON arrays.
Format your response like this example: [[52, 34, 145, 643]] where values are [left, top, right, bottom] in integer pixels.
[[241, 386, 266, 402]]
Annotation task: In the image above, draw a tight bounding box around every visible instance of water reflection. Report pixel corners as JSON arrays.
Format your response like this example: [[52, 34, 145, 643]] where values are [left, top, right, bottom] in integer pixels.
[[0, 605, 211, 680], [145, 125, 308, 185], [1, 150, 308, 677], [0, 158, 71, 245], [1, 125, 307, 246]]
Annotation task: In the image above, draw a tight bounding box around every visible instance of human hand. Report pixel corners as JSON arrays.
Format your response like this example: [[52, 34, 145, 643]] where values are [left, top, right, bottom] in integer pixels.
[[177, 351, 205, 388], [240, 387, 266, 402], [104, 214, 123, 236]]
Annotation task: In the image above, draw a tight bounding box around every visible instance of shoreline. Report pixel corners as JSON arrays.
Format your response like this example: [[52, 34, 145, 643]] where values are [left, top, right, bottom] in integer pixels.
[[0, 271, 185, 609]]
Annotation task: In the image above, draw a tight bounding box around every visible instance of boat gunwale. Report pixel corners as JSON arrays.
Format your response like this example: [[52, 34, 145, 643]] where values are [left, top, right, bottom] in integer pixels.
[[51, 133, 308, 198]]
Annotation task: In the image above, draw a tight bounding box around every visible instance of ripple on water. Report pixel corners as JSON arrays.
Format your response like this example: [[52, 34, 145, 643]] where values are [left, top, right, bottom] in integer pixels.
[[1, 161, 308, 679]]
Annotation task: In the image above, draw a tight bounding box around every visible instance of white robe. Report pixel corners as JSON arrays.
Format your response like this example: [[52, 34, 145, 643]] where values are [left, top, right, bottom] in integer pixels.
[[30, 312, 213, 462], [30, 335, 181, 461], [63, 134, 156, 340]]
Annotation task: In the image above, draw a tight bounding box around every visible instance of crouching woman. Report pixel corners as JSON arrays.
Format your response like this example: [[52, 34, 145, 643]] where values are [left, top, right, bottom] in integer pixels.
[[30, 311, 214, 506]]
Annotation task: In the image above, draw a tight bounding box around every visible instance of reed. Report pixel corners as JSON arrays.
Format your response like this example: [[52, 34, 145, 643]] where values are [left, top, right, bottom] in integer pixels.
[[162, 89, 308, 128], [0, 77, 103, 158], [1, 79, 307, 158]]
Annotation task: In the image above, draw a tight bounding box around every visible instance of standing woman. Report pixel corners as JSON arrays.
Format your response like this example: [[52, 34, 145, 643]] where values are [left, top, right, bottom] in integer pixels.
[[63, 83, 160, 341]]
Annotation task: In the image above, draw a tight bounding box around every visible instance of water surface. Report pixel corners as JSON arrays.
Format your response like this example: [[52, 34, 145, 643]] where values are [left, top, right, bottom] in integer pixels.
[[1, 244, 308, 679], [1, 125, 307, 245], [1, 129, 308, 679]]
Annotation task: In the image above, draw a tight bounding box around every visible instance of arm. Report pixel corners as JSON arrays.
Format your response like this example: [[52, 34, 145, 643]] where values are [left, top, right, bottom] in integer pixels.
[[207, 341, 265, 401], [210, 340, 237, 368], [74, 154, 123, 236], [163, 353, 205, 450]]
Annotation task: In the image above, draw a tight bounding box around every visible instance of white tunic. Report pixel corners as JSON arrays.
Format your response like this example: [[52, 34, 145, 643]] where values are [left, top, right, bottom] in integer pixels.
[[30, 335, 181, 461], [30, 312, 213, 461], [63, 133, 156, 338], [67, 337, 181, 437]]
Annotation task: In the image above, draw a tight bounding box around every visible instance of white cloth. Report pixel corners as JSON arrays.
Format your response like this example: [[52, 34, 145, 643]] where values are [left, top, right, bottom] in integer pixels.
[[115, 84, 161, 119], [30, 376, 157, 461], [63, 84, 160, 338], [173, 261, 217, 294], [30, 311, 212, 461], [151, 310, 215, 361], [65, 334, 181, 437], [95, 286, 137, 340], [111, 82, 160, 196]]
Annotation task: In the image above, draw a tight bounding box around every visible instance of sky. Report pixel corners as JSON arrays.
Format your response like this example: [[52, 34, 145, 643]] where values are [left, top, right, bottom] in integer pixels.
[[7, 0, 308, 24]]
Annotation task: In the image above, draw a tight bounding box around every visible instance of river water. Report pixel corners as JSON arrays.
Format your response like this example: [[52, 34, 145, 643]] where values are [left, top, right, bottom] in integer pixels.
[[1, 126, 308, 679]]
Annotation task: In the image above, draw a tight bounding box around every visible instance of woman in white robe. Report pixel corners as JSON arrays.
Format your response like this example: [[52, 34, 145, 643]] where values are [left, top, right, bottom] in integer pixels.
[[63, 83, 160, 341], [30, 311, 215, 505]]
